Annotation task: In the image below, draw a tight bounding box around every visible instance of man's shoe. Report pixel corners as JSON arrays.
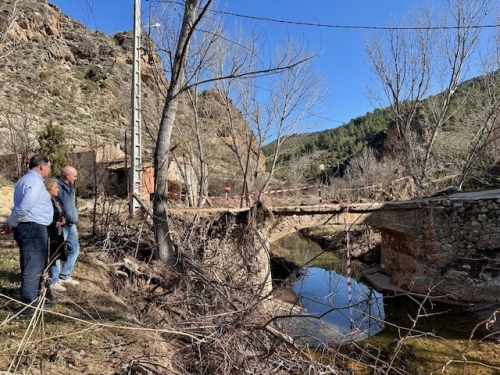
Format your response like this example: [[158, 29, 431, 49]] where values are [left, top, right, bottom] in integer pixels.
[[59, 277, 80, 285], [50, 282, 67, 292], [41, 301, 55, 311], [18, 307, 34, 317], [18, 302, 54, 317]]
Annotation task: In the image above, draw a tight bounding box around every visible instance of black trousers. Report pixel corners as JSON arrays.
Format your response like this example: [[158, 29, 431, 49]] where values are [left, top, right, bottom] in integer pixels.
[[14, 223, 48, 306]]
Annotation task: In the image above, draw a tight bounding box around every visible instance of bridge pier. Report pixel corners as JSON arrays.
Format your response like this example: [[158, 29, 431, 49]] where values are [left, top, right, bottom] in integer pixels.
[[365, 190, 500, 302]]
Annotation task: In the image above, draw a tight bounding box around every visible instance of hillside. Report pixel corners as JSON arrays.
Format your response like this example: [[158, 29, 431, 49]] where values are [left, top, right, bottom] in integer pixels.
[[0, 1, 253, 187], [265, 73, 500, 193], [264, 108, 393, 181], [2, 0, 500, 199], [0, 0, 163, 151]]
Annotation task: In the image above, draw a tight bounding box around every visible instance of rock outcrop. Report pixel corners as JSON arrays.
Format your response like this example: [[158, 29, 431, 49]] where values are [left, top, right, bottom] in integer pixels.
[[0, 0, 165, 152], [0, 0, 259, 194]]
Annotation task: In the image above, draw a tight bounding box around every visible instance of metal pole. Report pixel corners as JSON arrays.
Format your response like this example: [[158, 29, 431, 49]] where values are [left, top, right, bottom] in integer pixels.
[[130, 0, 142, 215]]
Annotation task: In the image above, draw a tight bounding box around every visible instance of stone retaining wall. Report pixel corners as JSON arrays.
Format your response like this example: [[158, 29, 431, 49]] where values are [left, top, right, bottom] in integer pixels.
[[365, 191, 500, 302]]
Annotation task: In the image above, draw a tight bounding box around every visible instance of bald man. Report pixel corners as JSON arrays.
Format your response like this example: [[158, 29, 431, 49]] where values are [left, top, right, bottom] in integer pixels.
[[49, 166, 80, 292]]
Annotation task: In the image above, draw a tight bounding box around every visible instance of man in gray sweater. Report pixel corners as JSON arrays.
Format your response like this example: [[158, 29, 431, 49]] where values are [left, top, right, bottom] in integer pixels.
[[49, 166, 80, 292]]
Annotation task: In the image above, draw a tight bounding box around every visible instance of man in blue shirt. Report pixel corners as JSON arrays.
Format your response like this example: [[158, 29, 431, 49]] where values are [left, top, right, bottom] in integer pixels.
[[2, 154, 53, 308], [49, 165, 80, 291]]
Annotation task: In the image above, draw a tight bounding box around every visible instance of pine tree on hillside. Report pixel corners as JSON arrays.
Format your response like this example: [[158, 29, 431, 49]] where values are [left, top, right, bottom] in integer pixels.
[[37, 123, 72, 177]]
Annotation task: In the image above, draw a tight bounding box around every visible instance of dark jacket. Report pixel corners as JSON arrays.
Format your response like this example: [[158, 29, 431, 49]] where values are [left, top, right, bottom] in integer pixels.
[[47, 196, 67, 262], [56, 176, 78, 225]]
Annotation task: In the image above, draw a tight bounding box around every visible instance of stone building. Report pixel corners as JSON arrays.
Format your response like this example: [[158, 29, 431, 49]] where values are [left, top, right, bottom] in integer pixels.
[[0, 143, 198, 205], [72, 143, 196, 204]]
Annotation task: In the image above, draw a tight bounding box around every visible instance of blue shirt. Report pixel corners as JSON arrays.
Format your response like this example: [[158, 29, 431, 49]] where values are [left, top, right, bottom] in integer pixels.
[[8, 170, 53, 227]]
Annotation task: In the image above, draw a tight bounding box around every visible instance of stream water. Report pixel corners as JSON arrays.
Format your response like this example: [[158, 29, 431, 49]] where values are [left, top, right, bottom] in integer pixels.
[[270, 231, 500, 374], [271, 231, 485, 348], [271, 231, 386, 346]]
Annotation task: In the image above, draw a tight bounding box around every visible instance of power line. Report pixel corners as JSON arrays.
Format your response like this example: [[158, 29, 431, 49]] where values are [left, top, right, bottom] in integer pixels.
[[78, 0, 98, 30], [215, 9, 500, 31]]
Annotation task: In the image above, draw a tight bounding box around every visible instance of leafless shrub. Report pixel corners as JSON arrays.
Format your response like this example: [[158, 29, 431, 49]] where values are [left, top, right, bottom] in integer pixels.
[[90, 205, 346, 373]]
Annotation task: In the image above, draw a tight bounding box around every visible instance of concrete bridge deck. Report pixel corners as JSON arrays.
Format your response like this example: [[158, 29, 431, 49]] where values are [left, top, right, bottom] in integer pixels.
[[264, 189, 500, 304], [270, 202, 384, 215]]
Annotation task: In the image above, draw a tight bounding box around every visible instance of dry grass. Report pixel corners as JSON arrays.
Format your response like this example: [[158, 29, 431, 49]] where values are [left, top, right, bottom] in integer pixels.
[[0, 241, 179, 374], [0, 186, 13, 218]]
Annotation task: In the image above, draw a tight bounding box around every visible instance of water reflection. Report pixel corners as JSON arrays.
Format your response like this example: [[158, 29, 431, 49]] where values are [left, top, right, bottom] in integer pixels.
[[273, 231, 385, 346], [292, 267, 385, 345]]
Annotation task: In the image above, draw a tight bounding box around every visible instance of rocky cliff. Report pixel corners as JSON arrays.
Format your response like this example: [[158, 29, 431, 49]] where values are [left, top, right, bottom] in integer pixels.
[[0, 0, 164, 153]]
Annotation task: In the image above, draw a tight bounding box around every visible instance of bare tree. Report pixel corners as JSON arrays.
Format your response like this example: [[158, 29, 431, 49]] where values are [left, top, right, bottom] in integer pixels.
[[150, 0, 203, 263], [147, 0, 321, 263], [452, 27, 500, 189], [366, 0, 493, 189], [365, 6, 434, 186], [172, 89, 210, 208], [422, 0, 492, 182], [211, 35, 324, 206], [345, 147, 378, 188], [169, 20, 227, 208], [0, 88, 41, 178], [342, 147, 410, 201], [446, 88, 500, 190]]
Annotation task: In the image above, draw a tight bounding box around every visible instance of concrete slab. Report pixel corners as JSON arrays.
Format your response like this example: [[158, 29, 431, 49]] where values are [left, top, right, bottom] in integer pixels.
[[361, 265, 475, 307], [447, 188, 500, 200], [361, 265, 407, 295]]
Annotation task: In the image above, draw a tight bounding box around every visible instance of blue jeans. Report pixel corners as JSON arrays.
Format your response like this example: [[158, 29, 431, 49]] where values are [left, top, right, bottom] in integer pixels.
[[49, 224, 80, 284], [14, 223, 48, 306]]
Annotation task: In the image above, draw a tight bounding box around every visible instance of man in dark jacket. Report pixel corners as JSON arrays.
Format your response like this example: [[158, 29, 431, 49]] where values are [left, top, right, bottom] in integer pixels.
[[49, 166, 80, 292]]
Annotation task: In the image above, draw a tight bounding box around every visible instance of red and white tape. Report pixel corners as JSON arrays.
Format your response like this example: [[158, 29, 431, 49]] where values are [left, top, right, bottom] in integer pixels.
[[344, 202, 353, 325], [163, 176, 414, 208]]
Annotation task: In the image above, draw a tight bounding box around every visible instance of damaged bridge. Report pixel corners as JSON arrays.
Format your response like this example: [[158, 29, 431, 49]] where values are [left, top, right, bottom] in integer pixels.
[[173, 189, 500, 303], [362, 189, 500, 302], [269, 190, 500, 302]]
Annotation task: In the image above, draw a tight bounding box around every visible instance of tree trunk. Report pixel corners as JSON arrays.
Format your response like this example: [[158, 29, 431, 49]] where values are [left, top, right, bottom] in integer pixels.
[[154, 0, 199, 264]]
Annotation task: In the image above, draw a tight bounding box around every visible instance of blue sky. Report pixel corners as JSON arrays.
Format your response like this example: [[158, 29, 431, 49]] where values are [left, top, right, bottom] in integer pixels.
[[49, 0, 428, 132]]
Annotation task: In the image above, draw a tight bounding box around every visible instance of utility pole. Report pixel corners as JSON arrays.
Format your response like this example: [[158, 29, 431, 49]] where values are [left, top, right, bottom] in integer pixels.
[[130, 0, 142, 215]]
